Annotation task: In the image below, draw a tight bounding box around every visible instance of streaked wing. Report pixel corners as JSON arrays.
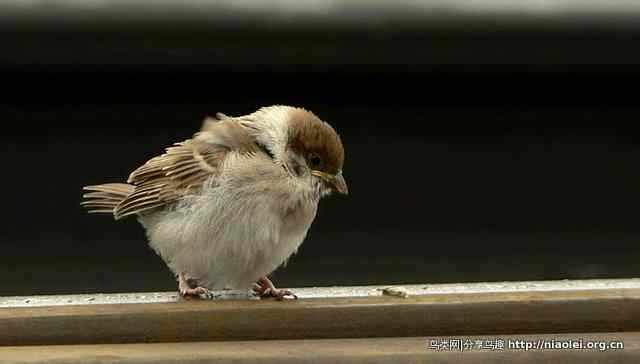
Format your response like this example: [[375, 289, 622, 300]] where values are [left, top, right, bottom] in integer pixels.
[[114, 118, 257, 219]]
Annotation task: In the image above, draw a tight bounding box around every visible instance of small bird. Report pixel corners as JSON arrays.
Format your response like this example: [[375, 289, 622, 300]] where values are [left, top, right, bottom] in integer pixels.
[[81, 106, 347, 300]]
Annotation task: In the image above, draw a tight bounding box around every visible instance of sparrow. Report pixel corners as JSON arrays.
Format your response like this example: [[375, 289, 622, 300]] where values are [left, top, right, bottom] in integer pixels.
[[81, 106, 347, 300]]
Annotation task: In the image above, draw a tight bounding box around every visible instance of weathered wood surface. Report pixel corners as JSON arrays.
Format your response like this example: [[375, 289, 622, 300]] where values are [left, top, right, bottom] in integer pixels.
[[0, 333, 637, 364], [3, 278, 640, 308], [1, 279, 640, 346]]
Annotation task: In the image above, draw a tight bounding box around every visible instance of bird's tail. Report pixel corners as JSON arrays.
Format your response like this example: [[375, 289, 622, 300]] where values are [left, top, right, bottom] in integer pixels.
[[81, 183, 135, 217]]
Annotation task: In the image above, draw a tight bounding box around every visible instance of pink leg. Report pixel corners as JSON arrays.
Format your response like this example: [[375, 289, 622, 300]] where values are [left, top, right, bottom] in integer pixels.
[[178, 272, 209, 298], [253, 276, 297, 300]]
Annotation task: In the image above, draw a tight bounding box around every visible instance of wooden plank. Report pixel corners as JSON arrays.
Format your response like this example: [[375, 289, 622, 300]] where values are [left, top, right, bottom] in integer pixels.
[[1, 279, 640, 346], [0, 333, 637, 364], [3, 278, 640, 308]]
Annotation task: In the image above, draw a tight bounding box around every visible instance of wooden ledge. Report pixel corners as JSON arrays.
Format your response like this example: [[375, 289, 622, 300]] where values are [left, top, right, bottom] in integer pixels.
[[1, 279, 640, 346], [0, 333, 638, 364]]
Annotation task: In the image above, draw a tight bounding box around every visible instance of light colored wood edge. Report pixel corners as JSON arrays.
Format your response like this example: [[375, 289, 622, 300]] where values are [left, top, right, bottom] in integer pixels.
[[3, 278, 640, 308]]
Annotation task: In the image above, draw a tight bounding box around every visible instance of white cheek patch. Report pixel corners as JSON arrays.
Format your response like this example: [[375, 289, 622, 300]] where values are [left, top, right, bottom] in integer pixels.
[[242, 106, 292, 163]]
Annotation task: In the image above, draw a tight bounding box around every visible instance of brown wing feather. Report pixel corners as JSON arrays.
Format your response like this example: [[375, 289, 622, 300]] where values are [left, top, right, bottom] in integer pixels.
[[113, 118, 257, 220], [81, 183, 135, 214]]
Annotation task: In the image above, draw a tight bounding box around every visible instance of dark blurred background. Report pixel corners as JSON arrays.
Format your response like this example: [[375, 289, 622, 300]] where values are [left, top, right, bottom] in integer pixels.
[[1, 1, 640, 296]]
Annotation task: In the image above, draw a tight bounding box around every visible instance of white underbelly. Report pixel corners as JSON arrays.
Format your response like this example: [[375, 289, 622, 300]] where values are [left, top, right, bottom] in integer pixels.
[[139, 186, 317, 290]]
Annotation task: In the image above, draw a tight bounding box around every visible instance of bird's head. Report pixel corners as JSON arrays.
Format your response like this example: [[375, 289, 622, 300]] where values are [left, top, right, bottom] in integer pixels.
[[240, 105, 348, 198]]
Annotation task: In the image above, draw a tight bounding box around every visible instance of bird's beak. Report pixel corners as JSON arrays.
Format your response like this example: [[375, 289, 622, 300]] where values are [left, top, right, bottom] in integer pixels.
[[311, 170, 349, 195]]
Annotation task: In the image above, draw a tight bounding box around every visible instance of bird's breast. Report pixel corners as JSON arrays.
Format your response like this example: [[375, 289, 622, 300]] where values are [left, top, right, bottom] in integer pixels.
[[142, 156, 319, 289]]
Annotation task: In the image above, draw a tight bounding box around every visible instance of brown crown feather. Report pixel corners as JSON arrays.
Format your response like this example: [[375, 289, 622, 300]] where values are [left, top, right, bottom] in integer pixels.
[[286, 108, 344, 174]]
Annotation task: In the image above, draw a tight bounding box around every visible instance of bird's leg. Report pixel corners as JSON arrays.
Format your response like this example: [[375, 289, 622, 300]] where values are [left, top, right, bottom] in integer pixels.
[[178, 272, 210, 297], [253, 276, 297, 300]]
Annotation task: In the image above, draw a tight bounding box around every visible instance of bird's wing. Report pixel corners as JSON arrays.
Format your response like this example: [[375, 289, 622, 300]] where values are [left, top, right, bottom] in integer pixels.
[[113, 117, 258, 219]]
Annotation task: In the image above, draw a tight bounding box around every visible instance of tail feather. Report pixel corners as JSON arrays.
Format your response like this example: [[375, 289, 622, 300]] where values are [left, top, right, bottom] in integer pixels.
[[81, 183, 135, 217]]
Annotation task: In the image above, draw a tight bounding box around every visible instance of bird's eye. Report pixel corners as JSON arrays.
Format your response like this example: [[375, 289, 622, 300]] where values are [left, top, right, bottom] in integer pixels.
[[309, 153, 321, 168]]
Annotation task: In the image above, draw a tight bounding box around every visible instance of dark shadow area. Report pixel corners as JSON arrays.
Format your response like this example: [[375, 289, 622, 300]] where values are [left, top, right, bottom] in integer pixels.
[[1, 9, 640, 295]]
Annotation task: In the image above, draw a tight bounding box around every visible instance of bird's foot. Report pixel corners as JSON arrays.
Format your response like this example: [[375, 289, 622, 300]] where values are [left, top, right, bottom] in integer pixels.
[[178, 272, 212, 299], [253, 276, 298, 300]]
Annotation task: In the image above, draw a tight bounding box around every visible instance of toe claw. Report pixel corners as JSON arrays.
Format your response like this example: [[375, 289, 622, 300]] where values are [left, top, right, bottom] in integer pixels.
[[179, 286, 211, 299], [254, 276, 297, 300], [272, 289, 297, 300]]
